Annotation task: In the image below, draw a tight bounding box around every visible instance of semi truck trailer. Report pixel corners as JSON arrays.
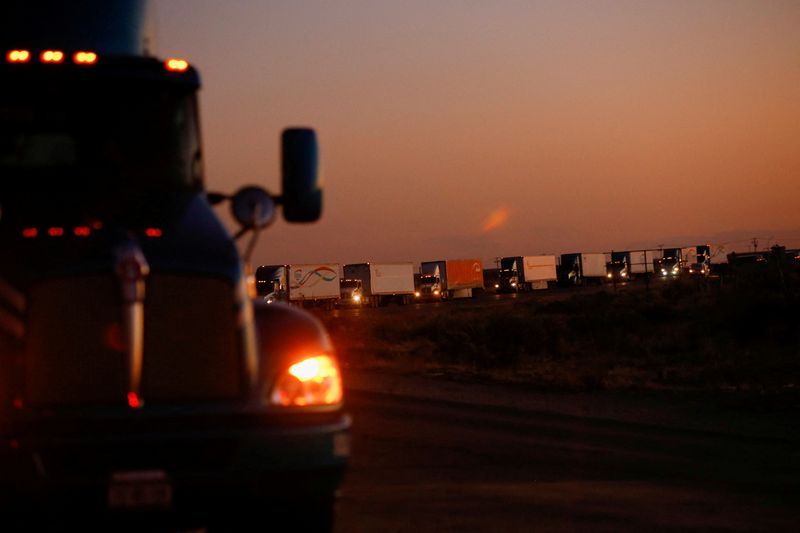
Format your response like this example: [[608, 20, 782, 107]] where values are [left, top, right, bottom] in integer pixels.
[[418, 259, 483, 299], [606, 250, 661, 281], [342, 262, 415, 306], [558, 253, 608, 285], [0, 1, 349, 530], [497, 255, 557, 292], [257, 263, 341, 307]]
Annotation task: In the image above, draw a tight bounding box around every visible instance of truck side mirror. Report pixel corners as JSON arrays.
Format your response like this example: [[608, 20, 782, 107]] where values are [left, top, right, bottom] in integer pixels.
[[281, 128, 322, 222]]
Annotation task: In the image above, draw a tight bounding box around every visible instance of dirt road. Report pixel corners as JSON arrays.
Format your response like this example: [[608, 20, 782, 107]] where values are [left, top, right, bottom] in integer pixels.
[[335, 371, 799, 532]]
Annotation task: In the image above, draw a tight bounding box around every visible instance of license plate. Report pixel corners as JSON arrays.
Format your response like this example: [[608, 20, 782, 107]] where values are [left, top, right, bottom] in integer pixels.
[[107, 470, 173, 510]]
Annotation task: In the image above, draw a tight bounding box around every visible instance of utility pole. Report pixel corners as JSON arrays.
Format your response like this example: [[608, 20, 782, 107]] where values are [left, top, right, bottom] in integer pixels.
[[752, 237, 758, 253]]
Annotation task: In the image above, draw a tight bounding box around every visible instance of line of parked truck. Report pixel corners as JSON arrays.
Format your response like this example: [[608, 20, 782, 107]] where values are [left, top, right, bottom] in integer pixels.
[[254, 244, 735, 307], [255, 259, 484, 308]]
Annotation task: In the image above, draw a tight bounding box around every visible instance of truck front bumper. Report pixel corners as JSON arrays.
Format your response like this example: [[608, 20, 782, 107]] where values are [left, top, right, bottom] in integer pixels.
[[0, 408, 351, 520]]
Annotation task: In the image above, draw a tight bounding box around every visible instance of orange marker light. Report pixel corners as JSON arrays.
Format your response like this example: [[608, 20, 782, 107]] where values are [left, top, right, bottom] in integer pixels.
[[73, 51, 97, 65], [165, 58, 189, 72], [40, 50, 65, 63], [22, 228, 38, 238], [48, 227, 64, 237], [7, 50, 31, 63], [271, 355, 343, 407]]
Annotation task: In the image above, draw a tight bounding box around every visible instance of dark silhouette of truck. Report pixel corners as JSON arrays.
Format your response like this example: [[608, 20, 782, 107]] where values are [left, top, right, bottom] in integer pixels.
[[0, 1, 348, 530]]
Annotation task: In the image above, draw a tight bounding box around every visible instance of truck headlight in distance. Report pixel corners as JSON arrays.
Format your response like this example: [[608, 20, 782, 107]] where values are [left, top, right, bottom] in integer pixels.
[[415, 291, 421, 297], [607, 273, 612, 278], [621, 272, 627, 277], [270, 355, 343, 407], [353, 294, 361, 303], [433, 290, 440, 295]]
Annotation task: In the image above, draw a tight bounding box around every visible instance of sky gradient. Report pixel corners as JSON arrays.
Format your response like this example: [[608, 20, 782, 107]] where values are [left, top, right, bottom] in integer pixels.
[[156, 0, 800, 266]]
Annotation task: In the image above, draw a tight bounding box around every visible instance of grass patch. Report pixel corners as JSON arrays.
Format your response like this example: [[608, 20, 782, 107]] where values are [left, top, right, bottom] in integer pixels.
[[319, 279, 800, 393]]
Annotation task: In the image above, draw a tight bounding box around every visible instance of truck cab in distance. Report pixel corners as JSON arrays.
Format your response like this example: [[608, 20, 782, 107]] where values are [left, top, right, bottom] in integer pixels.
[[339, 278, 364, 306], [606, 251, 632, 282]]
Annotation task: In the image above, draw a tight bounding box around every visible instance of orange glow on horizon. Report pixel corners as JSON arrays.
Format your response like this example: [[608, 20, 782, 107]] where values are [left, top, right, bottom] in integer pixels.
[[481, 207, 511, 234]]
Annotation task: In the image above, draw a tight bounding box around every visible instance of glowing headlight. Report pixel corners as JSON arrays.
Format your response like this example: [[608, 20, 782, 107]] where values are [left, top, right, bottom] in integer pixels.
[[433, 290, 440, 295], [661, 269, 667, 275], [511, 282, 517, 287], [353, 294, 361, 303], [270, 355, 343, 407], [494, 284, 499, 288], [607, 273, 612, 278], [415, 291, 420, 297], [621, 272, 627, 277]]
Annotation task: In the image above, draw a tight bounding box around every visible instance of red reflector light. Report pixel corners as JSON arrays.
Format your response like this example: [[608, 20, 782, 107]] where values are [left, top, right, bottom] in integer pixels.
[[12, 398, 24, 410], [73, 51, 98, 65], [165, 58, 189, 72], [47, 227, 64, 237], [145, 228, 163, 238], [40, 50, 65, 63], [74, 226, 91, 237], [7, 50, 31, 63], [127, 392, 142, 409], [22, 228, 38, 238]]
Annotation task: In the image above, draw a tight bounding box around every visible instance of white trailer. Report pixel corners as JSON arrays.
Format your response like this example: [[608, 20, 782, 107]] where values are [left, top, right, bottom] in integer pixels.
[[522, 255, 557, 289], [580, 253, 608, 279], [629, 250, 662, 276], [288, 263, 340, 303], [343, 263, 415, 306]]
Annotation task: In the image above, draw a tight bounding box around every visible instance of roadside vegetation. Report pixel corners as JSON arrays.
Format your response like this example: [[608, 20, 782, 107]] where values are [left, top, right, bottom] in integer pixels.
[[321, 270, 800, 397]]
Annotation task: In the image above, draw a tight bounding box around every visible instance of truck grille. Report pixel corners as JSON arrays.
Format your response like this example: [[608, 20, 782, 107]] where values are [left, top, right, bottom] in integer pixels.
[[24, 274, 242, 406]]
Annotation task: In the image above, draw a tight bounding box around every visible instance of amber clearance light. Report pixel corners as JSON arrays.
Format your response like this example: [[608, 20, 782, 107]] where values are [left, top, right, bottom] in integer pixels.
[[270, 355, 343, 407], [7, 50, 31, 63], [73, 51, 97, 65], [40, 50, 65, 63], [165, 58, 189, 72]]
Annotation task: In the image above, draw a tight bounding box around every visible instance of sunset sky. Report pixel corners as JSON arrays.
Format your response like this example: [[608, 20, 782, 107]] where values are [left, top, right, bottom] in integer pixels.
[[156, 0, 800, 267]]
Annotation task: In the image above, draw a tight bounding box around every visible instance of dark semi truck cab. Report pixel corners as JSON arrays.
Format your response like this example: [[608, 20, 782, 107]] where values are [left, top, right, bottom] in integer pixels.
[[0, 3, 348, 530]]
